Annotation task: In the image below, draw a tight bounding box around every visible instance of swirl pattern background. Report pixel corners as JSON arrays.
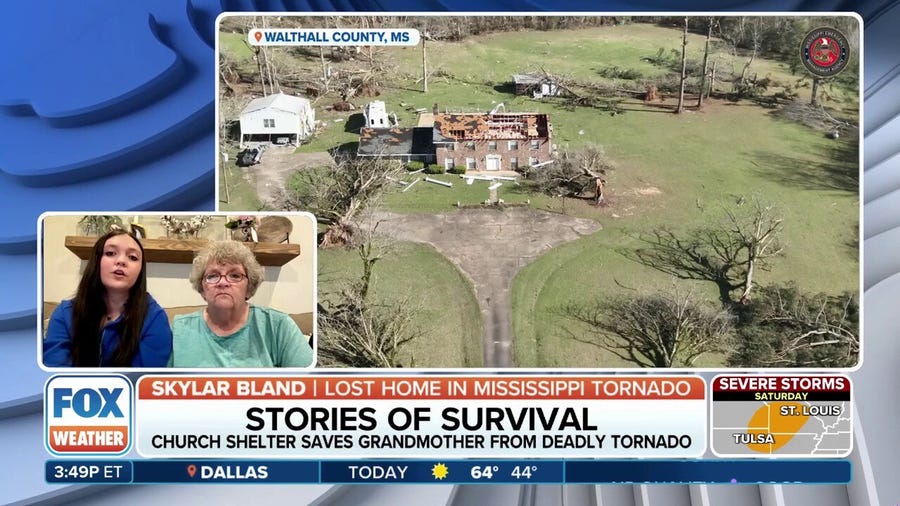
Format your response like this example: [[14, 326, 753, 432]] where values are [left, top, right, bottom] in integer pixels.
[[0, 1, 896, 504]]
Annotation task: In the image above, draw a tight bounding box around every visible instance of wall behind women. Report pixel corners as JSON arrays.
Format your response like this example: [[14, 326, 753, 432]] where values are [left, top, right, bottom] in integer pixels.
[[42, 214, 315, 316]]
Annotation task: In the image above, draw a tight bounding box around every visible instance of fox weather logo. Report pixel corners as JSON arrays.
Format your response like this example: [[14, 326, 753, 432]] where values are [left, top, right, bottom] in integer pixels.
[[44, 375, 132, 455]]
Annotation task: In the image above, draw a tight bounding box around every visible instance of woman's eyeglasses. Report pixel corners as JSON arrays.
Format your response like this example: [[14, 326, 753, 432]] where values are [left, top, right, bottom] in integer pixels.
[[203, 273, 247, 284]]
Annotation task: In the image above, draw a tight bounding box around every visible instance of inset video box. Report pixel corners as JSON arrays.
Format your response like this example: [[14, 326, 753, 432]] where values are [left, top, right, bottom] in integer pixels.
[[135, 375, 707, 458], [710, 375, 852, 458], [217, 14, 861, 371]]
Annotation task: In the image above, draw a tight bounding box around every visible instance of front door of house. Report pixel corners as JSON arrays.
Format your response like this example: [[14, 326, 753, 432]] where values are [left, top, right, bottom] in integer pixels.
[[486, 155, 501, 171]]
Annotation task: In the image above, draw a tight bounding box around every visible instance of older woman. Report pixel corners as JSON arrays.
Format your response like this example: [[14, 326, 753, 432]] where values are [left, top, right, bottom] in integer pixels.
[[44, 229, 172, 367], [170, 240, 313, 367]]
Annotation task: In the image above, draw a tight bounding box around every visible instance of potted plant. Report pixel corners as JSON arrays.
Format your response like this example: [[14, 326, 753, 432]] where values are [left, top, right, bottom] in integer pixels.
[[78, 215, 124, 236], [225, 215, 260, 242]]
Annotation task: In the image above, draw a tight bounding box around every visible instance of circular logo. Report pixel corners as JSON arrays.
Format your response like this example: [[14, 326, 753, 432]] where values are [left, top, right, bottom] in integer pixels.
[[801, 27, 850, 77]]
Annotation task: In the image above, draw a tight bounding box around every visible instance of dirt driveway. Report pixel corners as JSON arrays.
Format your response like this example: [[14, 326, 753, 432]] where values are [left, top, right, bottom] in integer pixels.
[[368, 207, 601, 367], [250, 148, 334, 205]]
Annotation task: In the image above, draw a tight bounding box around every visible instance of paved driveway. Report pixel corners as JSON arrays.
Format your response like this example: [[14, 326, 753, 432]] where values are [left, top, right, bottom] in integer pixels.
[[251, 148, 334, 205], [368, 207, 601, 367]]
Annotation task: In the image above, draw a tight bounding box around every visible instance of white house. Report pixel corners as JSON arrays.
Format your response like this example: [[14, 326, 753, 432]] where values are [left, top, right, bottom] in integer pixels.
[[364, 100, 390, 128], [239, 93, 315, 147]]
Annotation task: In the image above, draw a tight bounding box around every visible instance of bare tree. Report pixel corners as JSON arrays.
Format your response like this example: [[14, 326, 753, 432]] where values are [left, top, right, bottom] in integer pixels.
[[697, 17, 714, 109], [724, 198, 784, 304], [246, 16, 279, 95], [634, 197, 784, 305], [561, 287, 735, 368], [729, 285, 858, 367], [527, 144, 615, 200], [272, 154, 403, 248], [317, 235, 422, 367], [810, 77, 820, 106], [422, 25, 429, 93], [739, 18, 761, 87], [677, 17, 688, 113]]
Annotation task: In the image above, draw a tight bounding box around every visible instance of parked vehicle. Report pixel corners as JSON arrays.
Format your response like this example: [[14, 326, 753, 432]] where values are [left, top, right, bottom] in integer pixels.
[[238, 146, 264, 166]]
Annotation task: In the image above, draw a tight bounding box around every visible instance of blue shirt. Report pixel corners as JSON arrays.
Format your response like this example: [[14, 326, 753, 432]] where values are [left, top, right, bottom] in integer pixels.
[[43, 295, 172, 367]]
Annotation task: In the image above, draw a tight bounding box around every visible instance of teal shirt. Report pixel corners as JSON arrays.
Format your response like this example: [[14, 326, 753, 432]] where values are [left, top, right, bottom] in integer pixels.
[[171, 305, 313, 368]]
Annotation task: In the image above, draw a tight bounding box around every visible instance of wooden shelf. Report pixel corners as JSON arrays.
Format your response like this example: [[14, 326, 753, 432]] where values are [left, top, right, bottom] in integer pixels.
[[64, 236, 301, 267]]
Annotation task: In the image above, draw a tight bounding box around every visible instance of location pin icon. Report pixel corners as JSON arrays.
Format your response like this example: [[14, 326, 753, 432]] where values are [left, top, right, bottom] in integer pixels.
[[254, 31, 262, 43], [187, 464, 197, 478]]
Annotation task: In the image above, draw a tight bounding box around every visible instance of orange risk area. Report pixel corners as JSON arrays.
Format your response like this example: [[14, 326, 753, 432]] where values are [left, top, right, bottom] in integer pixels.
[[746, 402, 810, 453]]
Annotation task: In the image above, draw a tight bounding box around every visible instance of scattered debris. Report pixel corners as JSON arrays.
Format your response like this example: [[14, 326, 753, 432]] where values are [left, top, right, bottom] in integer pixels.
[[529, 160, 555, 169], [462, 175, 495, 182], [386, 175, 409, 187], [425, 177, 453, 188], [636, 187, 661, 195], [402, 178, 421, 192]]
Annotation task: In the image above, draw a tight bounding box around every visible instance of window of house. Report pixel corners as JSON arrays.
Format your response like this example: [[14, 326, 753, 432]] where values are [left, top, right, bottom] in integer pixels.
[[264, 118, 276, 128], [530, 140, 540, 150], [508, 140, 519, 151], [466, 142, 475, 150], [510, 157, 518, 170], [447, 143, 455, 151], [488, 141, 497, 151], [529, 157, 539, 167], [445, 158, 454, 169], [466, 158, 476, 170]]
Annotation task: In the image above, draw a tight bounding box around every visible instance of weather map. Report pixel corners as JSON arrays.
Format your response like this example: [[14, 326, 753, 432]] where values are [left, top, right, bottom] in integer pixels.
[[711, 375, 852, 457]]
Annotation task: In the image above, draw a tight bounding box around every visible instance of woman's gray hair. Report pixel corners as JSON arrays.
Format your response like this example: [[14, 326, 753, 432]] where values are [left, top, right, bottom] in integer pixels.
[[189, 240, 265, 298]]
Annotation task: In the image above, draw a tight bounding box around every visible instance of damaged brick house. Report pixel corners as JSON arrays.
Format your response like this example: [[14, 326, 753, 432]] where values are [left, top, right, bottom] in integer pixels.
[[357, 110, 552, 172], [434, 112, 552, 171], [356, 127, 436, 164]]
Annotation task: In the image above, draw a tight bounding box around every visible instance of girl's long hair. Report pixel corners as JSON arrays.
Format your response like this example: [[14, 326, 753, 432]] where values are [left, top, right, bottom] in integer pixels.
[[70, 229, 149, 366]]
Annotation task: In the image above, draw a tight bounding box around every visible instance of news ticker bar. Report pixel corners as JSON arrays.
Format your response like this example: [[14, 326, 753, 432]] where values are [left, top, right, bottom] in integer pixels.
[[46, 459, 851, 485], [45, 374, 853, 459]]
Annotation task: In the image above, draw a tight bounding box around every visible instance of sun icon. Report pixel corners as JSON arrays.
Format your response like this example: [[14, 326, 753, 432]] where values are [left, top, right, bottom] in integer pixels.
[[431, 463, 449, 480]]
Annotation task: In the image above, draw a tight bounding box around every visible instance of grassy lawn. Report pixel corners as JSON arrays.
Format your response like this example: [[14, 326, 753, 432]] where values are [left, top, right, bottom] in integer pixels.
[[381, 173, 535, 212], [219, 145, 263, 212], [220, 21, 859, 368], [219, 32, 255, 69], [510, 105, 858, 367], [277, 24, 857, 159], [318, 241, 483, 367]]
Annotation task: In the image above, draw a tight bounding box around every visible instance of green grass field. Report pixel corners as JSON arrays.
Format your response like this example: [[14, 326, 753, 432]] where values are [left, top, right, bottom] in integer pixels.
[[219, 144, 264, 212], [317, 241, 484, 367], [220, 21, 859, 368], [510, 107, 858, 367]]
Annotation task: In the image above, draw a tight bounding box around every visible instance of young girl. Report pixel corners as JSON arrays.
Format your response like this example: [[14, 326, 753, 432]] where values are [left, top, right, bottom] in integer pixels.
[[44, 229, 172, 367]]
